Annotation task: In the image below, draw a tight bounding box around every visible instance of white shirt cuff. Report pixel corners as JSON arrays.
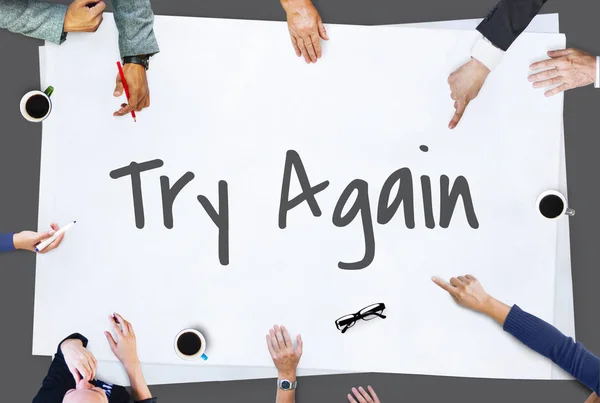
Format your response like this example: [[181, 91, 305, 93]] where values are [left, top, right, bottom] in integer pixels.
[[595, 56, 599, 88], [471, 36, 505, 71]]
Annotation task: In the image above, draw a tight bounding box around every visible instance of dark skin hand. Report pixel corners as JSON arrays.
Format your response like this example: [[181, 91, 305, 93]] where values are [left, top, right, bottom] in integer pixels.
[[113, 63, 150, 117]]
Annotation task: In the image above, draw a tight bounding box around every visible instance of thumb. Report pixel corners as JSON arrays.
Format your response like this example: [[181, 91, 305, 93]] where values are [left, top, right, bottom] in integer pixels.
[[295, 334, 303, 356], [89, 1, 106, 16], [318, 20, 328, 40], [431, 276, 456, 295], [75, 0, 95, 7], [104, 331, 117, 351], [114, 75, 123, 97], [69, 367, 82, 383]]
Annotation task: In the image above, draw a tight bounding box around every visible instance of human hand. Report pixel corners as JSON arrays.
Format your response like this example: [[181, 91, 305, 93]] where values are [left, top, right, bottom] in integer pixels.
[[113, 64, 150, 117], [64, 0, 106, 33], [13, 223, 64, 253], [431, 275, 492, 313], [282, 0, 328, 63], [61, 338, 98, 382], [348, 385, 381, 403], [585, 392, 600, 403], [432, 275, 511, 325], [447, 58, 490, 129], [266, 325, 303, 379], [104, 313, 141, 371], [529, 49, 597, 96]]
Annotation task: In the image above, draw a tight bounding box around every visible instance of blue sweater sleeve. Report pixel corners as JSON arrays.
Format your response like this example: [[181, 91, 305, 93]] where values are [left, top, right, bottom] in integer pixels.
[[0, 233, 15, 252], [504, 305, 600, 394]]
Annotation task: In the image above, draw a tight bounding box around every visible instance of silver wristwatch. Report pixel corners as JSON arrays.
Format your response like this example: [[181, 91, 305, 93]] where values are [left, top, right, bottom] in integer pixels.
[[277, 379, 297, 391]]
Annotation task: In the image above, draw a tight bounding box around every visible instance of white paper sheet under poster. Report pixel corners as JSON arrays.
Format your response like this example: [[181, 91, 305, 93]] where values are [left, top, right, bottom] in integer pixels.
[[35, 15, 565, 380]]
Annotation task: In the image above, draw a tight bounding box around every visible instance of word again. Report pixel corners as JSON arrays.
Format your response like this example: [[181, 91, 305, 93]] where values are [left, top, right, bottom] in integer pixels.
[[279, 150, 479, 270], [109, 160, 229, 265]]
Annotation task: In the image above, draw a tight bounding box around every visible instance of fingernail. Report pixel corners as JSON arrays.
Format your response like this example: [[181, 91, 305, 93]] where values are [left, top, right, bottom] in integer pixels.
[[432, 276, 437, 281], [528, 76, 533, 81]]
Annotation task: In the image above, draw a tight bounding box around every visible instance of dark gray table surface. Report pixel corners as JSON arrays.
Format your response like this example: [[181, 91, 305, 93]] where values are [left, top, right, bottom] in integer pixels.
[[1, 0, 599, 401]]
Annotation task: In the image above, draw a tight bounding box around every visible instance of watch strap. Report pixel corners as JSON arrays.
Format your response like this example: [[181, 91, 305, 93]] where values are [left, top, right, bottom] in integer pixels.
[[122, 55, 149, 70]]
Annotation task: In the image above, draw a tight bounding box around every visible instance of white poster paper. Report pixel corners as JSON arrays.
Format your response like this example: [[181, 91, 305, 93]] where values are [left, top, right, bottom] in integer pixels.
[[35, 15, 565, 379]]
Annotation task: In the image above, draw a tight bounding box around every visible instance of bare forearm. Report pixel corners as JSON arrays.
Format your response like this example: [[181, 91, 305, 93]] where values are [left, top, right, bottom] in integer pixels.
[[482, 297, 511, 326], [126, 363, 152, 401], [280, 0, 311, 12], [276, 371, 296, 403], [276, 389, 296, 403]]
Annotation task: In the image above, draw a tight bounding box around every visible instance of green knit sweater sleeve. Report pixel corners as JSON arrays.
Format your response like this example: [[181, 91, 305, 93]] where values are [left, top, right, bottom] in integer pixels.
[[0, 0, 68, 44]]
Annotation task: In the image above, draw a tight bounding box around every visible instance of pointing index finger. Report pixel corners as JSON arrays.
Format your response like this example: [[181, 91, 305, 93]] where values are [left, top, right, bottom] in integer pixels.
[[109, 315, 123, 337], [449, 101, 467, 129], [432, 276, 456, 294]]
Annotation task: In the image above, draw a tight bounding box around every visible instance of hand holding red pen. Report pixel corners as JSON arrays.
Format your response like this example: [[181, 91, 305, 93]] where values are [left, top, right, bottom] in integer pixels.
[[113, 63, 151, 119]]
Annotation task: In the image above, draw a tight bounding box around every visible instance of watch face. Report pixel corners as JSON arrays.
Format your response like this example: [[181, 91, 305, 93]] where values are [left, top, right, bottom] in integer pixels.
[[281, 380, 291, 389]]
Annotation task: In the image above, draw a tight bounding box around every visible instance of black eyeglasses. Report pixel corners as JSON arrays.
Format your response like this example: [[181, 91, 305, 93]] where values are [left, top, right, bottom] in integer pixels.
[[335, 303, 386, 334]]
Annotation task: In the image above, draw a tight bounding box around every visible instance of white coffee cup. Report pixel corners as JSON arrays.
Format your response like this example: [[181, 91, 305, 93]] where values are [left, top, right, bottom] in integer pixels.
[[20, 86, 54, 122], [536, 190, 575, 220], [174, 328, 208, 361]]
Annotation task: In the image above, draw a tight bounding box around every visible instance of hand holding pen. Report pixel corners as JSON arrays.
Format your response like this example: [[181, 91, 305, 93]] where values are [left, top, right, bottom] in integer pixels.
[[114, 62, 151, 121]]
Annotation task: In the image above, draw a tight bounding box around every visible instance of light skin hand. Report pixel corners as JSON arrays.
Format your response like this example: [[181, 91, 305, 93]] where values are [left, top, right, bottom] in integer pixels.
[[105, 313, 152, 401], [529, 49, 597, 96], [585, 392, 600, 403], [61, 338, 98, 382], [432, 274, 511, 325], [113, 63, 150, 117], [266, 324, 303, 378], [104, 313, 140, 370], [348, 385, 381, 403], [281, 0, 329, 63], [63, 0, 106, 33], [267, 325, 302, 403], [13, 223, 65, 253], [447, 58, 490, 129]]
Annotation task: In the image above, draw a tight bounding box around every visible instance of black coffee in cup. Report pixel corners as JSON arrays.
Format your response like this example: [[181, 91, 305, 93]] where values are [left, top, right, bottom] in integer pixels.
[[177, 331, 202, 356], [539, 194, 565, 219], [25, 95, 50, 119]]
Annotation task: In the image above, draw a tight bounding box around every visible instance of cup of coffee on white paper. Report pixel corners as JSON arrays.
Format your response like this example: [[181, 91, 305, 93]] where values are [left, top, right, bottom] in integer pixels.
[[175, 328, 208, 361], [20, 86, 54, 122], [536, 190, 575, 219]]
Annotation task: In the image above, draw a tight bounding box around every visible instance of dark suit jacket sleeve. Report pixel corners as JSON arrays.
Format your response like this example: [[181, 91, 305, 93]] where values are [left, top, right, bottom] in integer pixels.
[[476, 0, 549, 51]]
